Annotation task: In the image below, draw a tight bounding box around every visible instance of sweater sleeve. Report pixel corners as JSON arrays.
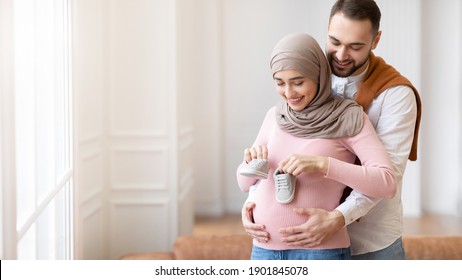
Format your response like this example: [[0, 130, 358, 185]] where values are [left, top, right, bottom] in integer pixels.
[[236, 107, 275, 193], [325, 113, 396, 198]]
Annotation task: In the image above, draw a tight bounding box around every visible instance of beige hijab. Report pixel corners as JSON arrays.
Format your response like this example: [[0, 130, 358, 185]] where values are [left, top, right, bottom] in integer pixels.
[[272, 33, 363, 138]]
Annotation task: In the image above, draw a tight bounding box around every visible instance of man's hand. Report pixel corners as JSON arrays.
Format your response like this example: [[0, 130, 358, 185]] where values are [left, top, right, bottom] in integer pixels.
[[242, 201, 269, 243], [279, 208, 345, 247]]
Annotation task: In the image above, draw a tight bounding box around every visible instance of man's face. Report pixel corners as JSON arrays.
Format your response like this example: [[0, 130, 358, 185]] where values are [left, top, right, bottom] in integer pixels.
[[326, 12, 380, 77]]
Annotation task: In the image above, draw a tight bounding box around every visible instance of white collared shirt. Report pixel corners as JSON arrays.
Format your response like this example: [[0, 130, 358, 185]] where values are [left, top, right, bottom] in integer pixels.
[[332, 70, 418, 255]]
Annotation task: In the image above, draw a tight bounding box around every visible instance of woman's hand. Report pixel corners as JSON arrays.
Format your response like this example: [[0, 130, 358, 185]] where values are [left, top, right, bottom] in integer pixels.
[[243, 145, 268, 163], [242, 201, 270, 243], [277, 154, 328, 176]]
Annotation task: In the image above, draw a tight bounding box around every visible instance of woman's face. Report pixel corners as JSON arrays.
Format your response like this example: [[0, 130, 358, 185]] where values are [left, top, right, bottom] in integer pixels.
[[273, 69, 318, 111]]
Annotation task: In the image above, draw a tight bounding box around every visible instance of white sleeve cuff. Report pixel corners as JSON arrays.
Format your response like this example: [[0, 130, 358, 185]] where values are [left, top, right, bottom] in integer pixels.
[[336, 190, 381, 226]]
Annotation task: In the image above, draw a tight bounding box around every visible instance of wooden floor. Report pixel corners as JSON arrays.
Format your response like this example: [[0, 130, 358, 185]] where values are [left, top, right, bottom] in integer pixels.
[[193, 213, 462, 236]]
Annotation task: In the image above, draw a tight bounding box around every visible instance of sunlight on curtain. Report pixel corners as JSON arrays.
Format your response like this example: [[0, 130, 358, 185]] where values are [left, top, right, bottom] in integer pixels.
[[14, 0, 73, 260]]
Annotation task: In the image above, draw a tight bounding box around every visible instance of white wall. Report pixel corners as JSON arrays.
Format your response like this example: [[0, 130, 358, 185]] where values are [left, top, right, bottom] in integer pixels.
[[460, 1, 462, 217], [72, 0, 106, 260], [420, 0, 461, 216], [73, 0, 196, 259], [189, 0, 227, 216]]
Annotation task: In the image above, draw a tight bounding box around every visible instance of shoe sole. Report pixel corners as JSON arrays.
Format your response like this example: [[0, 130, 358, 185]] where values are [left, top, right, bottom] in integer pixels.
[[276, 190, 295, 204], [239, 169, 268, 179]]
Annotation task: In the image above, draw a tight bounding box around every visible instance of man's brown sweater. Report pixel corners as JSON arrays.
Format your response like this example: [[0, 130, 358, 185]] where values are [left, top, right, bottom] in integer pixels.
[[355, 53, 422, 161]]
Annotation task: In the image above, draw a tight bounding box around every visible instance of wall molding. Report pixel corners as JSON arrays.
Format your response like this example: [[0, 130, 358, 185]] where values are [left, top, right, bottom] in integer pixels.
[[109, 131, 167, 138], [79, 187, 103, 208], [111, 183, 167, 192], [79, 134, 102, 146], [81, 198, 102, 222]]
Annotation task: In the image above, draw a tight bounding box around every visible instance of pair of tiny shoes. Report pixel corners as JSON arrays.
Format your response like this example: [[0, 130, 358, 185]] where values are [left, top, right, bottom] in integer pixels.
[[239, 159, 295, 204]]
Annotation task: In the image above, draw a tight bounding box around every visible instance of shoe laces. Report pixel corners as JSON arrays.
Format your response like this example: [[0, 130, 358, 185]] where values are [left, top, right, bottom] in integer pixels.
[[275, 174, 290, 189]]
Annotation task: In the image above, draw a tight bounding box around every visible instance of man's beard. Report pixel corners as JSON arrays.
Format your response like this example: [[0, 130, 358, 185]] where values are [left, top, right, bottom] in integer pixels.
[[328, 54, 369, 77]]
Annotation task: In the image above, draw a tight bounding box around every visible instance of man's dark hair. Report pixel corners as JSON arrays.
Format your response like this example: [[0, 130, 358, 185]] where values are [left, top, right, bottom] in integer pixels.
[[329, 0, 381, 36]]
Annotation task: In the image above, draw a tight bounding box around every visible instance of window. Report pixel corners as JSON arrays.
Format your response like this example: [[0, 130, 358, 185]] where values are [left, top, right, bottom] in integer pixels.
[[1, 0, 73, 260]]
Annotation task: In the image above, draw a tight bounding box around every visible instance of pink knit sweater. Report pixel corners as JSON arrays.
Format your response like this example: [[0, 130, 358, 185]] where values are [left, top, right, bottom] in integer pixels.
[[237, 107, 396, 250]]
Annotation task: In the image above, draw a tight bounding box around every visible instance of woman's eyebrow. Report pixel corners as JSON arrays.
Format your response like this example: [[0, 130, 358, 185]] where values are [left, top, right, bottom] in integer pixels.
[[289, 76, 305, 81], [274, 76, 305, 81]]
